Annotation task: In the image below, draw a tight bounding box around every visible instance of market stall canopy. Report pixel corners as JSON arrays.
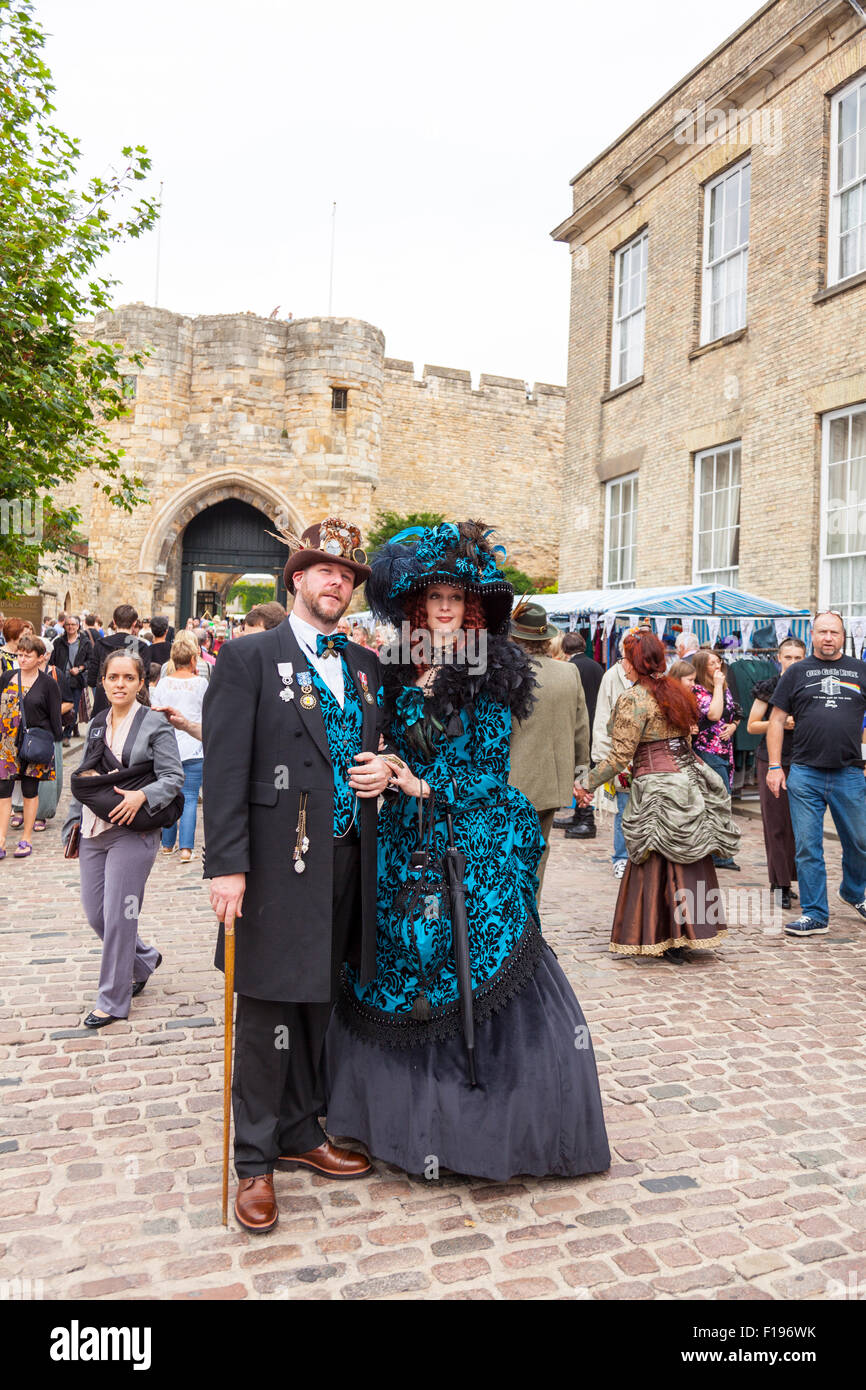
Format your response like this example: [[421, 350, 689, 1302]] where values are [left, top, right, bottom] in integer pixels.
[[533, 585, 810, 618]]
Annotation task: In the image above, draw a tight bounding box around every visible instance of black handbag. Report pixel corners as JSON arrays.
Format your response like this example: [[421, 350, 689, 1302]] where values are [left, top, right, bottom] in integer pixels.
[[71, 706, 184, 831], [15, 673, 55, 766]]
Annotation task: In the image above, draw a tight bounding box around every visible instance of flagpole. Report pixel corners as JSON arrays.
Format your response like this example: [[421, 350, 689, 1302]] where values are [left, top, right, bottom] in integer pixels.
[[154, 181, 164, 307], [328, 201, 336, 315]]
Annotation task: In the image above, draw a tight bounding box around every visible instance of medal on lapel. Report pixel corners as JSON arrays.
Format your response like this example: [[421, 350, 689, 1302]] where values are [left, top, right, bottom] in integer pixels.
[[358, 670, 375, 705], [296, 670, 317, 710], [276, 661, 295, 702]]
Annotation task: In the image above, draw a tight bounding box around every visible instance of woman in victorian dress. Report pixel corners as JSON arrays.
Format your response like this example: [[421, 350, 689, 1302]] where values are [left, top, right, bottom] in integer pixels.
[[325, 521, 610, 1181], [575, 628, 739, 963]]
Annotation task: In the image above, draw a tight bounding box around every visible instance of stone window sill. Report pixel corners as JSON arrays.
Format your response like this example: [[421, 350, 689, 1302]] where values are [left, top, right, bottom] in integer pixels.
[[601, 375, 644, 404], [813, 268, 866, 303], [688, 327, 747, 361]]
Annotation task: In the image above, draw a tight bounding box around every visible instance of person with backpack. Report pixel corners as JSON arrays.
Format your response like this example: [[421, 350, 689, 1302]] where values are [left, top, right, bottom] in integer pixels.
[[85, 604, 151, 718]]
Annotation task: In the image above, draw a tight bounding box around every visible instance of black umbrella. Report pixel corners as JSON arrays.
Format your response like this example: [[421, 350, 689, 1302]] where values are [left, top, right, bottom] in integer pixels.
[[443, 790, 477, 1087]]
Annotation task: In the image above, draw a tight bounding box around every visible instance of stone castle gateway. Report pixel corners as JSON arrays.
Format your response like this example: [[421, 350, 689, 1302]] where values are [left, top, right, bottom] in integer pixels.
[[45, 305, 565, 623]]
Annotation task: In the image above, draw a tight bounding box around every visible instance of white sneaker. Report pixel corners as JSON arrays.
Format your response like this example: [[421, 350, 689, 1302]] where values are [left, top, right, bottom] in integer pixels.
[[836, 889, 866, 921], [612, 859, 627, 879]]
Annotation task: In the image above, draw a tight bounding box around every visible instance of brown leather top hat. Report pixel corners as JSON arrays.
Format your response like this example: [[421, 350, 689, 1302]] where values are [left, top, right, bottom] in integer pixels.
[[509, 598, 559, 642], [280, 518, 372, 593]]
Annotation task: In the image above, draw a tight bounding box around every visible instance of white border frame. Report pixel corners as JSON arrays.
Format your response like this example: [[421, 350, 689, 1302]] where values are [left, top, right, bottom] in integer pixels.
[[828, 74, 866, 289], [603, 472, 639, 590], [819, 401, 866, 616], [692, 441, 742, 586], [610, 232, 648, 390], [700, 157, 750, 347]]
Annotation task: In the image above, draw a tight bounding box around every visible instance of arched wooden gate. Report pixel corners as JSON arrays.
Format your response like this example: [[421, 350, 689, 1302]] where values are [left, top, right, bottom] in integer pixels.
[[179, 499, 288, 624]]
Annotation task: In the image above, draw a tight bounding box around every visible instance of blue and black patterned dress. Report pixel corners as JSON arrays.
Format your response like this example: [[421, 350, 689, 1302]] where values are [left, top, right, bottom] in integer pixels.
[[324, 648, 610, 1181]]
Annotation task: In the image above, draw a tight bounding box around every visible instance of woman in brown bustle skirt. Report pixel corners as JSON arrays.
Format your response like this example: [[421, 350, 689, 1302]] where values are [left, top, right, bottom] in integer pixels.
[[576, 629, 740, 963]]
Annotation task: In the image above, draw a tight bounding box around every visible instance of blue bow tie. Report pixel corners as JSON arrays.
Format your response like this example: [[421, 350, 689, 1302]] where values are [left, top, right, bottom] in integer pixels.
[[316, 632, 348, 659]]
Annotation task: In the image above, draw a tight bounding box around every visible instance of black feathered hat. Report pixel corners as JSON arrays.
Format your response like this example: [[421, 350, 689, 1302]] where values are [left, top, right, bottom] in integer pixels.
[[365, 520, 513, 634]]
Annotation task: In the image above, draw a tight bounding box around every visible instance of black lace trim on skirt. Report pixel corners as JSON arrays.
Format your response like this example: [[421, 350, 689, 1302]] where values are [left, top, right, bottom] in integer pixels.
[[335, 917, 546, 1049]]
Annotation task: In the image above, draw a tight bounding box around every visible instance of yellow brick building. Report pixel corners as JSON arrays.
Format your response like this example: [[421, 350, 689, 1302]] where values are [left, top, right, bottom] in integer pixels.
[[552, 0, 866, 616]]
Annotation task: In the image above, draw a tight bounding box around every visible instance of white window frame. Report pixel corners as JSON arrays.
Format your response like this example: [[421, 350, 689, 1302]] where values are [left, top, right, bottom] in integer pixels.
[[610, 231, 648, 390], [700, 157, 750, 345], [828, 74, 866, 287], [692, 442, 741, 587], [603, 472, 638, 590], [819, 402, 866, 619]]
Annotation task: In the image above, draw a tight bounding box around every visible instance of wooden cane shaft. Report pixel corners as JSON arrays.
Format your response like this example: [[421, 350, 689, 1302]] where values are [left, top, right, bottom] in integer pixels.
[[221, 925, 235, 1227]]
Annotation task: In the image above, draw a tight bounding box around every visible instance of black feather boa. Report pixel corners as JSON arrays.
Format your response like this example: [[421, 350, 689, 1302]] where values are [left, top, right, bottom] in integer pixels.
[[380, 633, 537, 747]]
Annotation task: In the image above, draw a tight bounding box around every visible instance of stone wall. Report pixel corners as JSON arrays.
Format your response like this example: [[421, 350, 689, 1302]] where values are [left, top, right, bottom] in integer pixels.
[[553, 0, 866, 610], [380, 363, 564, 582], [44, 306, 564, 623]]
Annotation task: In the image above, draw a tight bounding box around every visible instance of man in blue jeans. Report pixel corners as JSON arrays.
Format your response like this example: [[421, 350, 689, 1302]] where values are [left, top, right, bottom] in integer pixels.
[[767, 612, 866, 937]]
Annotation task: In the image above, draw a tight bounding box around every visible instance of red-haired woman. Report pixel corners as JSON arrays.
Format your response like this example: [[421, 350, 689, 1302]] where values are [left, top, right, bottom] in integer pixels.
[[325, 521, 610, 1180], [575, 629, 739, 962]]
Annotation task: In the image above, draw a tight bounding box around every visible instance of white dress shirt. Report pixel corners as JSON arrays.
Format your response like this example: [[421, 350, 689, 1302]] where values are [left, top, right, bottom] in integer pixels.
[[289, 611, 345, 709]]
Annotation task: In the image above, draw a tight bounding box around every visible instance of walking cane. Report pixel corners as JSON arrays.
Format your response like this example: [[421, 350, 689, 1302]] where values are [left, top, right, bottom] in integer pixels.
[[221, 919, 236, 1226], [443, 783, 477, 1087]]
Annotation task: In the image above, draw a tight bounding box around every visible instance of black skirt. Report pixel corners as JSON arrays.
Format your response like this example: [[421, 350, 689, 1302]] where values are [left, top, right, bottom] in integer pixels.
[[323, 944, 611, 1182]]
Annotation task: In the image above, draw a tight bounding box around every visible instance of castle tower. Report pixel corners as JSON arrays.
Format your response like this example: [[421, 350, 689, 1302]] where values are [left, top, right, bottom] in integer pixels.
[[52, 307, 385, 623], [283, 316, 384, 527]]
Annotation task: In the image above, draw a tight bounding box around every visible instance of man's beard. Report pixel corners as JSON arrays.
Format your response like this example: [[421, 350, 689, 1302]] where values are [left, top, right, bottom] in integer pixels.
[[306, 589, 351, 626]]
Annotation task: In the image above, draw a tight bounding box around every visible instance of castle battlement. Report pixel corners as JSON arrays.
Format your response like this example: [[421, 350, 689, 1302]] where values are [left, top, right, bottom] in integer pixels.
[[383, 357, 564, 404], [54, 302, 564, 620]]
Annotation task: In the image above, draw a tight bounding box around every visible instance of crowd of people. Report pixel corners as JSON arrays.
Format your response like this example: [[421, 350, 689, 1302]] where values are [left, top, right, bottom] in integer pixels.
[[561, 612, 866, 951], [0, 601, 389, 863], [2, 521, 863, 1217]]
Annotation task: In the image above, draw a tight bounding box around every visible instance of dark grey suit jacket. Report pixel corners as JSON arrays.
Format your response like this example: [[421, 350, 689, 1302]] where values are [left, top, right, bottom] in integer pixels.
[[202, 619, 387, 1003]]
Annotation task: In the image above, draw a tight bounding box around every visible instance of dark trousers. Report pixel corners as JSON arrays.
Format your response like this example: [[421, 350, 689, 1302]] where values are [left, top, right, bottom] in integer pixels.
[[756, 758, 797, 890], [232, 837, 361, 1177]]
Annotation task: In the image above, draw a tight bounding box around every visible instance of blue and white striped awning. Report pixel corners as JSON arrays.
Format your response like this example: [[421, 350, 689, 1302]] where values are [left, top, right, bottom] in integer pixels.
[[611, 585, 809, 619], [536, 585, 810, 619]]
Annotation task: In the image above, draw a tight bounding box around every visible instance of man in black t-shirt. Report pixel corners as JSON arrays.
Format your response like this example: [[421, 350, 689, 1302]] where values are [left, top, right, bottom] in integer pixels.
[[85, 604, 151, 718], [767, 612, 866, 937], [146, 616, 172, 672]]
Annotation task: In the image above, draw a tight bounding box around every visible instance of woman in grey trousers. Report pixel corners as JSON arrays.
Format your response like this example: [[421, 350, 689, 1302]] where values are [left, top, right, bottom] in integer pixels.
[[63, 650, 184, 1029]]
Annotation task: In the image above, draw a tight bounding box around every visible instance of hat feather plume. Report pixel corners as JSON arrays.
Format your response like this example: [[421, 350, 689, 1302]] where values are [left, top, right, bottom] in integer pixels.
[[511, 592, 536, 622], [264, 519, 304, 551]]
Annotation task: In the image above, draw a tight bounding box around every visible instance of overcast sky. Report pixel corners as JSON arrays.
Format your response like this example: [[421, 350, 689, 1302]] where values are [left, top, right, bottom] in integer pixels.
[[40, 0, 762, 387]]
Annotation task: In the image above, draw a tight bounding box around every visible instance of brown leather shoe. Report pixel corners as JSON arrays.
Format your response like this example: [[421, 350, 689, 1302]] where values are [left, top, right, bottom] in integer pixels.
[[276, 1139, 372, 1179], [234, 1173, 278, 1232]]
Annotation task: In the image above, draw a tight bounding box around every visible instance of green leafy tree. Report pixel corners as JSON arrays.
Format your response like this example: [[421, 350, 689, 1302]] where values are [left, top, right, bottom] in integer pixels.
[[508, 569, 561, 597], [365, 510, 445, 557], [227, 580, 275, 611], [0, 0, 159, 601], [501, 564, 544, 595], [366, 511, 555, 592]]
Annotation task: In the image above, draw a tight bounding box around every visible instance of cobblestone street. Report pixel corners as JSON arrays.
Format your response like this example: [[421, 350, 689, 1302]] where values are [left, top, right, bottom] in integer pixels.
[[2, 757, 865, 1302]]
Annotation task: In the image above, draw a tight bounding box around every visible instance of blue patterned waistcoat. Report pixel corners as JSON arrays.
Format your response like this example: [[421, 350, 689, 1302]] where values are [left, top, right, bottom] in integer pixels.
[[307, 662, 364, 836]]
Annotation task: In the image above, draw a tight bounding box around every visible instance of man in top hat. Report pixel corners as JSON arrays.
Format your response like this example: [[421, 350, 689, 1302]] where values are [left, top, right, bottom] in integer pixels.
[[202, 517, 392, 1232], [508, 600, 590, 902]]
